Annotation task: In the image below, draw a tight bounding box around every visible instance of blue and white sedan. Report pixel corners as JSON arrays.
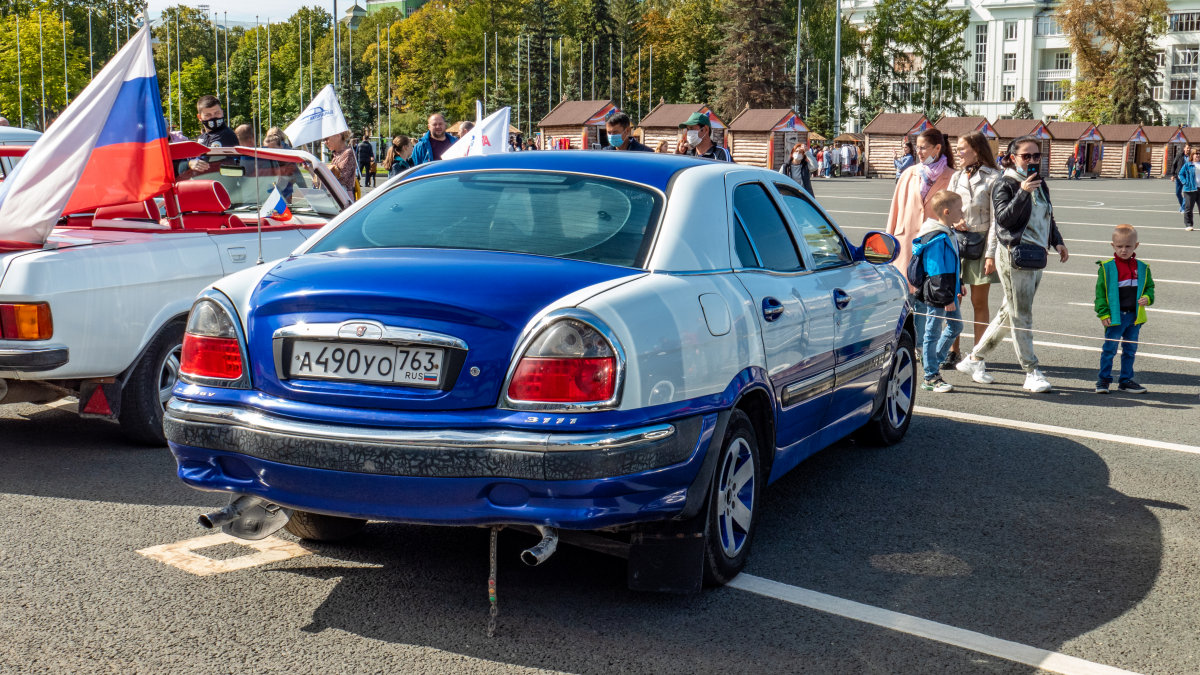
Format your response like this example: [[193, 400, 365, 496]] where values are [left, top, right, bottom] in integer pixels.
[[165, 151, 914, 592]]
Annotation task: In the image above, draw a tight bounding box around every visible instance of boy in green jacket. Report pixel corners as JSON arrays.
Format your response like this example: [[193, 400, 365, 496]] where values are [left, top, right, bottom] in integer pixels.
[[1095, 224, 1155, 394]]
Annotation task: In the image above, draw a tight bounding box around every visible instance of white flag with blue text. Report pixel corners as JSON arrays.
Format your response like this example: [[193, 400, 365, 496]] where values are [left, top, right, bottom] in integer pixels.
[[284, 84, 349, 148]]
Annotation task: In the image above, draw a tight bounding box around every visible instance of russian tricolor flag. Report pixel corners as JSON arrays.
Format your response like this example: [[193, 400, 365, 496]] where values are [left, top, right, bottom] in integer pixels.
[[258, 186, 293, 222], [0, 26, 171, 247]]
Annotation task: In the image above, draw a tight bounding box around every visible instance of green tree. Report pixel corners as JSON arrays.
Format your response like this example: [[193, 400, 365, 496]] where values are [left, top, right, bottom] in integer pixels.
[[896, 0, 971, 118], [709, 0, 795, 118], [0, 9, 90, 130], [1011, 97, 1034, 119], [861, 0, 908, 120]]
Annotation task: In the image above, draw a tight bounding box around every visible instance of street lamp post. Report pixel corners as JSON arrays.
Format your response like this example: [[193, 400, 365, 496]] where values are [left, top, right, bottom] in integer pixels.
[[834, 0, 842, 136]]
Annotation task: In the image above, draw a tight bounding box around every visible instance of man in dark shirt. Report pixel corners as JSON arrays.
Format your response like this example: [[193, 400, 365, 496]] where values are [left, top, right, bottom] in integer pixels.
[[189, 94, 239, 175], [412, 114, 458, 164], [602, 112, 651, 152], [356, 135, 376, 187], [680, 111, 730, 161]]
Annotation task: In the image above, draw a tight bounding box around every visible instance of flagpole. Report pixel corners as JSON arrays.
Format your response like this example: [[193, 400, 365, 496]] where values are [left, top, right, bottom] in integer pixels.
[[165, 17, 173, 133], [638, 47, 641, 123], [308, 17, 314, 102], [348, 19, 353, 88], [483, 32, 488, 113], [175, 13, 181, 131], [88, 8, 94, 80], [619, 40, 623, 110], [16, 13, 24, 128], [299, 19, 304, 110], [648, 45, 652, 110], [225, 12, 230, 115], [526, 36, 531, 138], [268, 20, 274, 130], [61, 7, 68, 104], [38, 11, 46, 129], [255, 16, 262, 139], [548, 37, 551, 116], [213, 13, 219, 109], [332, 0, 339, 88], [386, 24, 391, 138], [114, 0, 119, 52], [376, 24, 381, 148], [516, 34, 521, 134], [591, 39, 595, 100]]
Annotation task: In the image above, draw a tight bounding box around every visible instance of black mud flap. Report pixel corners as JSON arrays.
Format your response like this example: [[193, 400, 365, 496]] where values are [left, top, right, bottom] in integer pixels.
[[627, 523, 706, 594]]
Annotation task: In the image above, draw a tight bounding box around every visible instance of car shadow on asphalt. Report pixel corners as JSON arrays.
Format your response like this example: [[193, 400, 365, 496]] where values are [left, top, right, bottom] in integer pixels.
[[0, 408, 209, 507], [263, 417, 1169, 674]]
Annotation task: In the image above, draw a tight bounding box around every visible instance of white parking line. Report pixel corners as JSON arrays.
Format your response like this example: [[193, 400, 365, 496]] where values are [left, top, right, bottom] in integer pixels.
[[1000, 337, 1200, 364], [729, 574, 1141, 675], [1068, 253, 1200, 265], [1045, 270, 1200, 285], [916, 406, 1200, 455], [1067, 301, 1200, 317], [1062, 237, 1200, 250]]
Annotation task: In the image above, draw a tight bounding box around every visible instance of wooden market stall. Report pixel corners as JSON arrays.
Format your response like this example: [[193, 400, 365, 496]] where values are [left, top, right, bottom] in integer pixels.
[[727, 108, 808, 168], [537, 100, 620, 150], [935, 116, 999, 156], [862, 112, 931, 178], [1144, 126, 1185, 177], [637, 103, 726, 153], [1047, 121, 1104, 179], [831, 132, 866, 176], [1095, 124, 1148, 178], [992, 119, 1051, 176]]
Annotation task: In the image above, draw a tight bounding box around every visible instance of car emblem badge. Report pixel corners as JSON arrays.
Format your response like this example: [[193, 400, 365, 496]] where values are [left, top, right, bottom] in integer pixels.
[[356, 326, 367, 337]]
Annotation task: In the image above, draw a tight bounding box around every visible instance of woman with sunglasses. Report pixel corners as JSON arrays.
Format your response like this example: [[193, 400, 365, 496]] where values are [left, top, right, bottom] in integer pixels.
[[956, 136, 1069, 393]]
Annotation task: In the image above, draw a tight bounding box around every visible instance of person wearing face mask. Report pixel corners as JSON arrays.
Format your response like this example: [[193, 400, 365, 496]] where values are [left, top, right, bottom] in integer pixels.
[[885, 128, 956, 285], [602, 112, 651, 152], [778, 141, 814, 196], [679, 112, 731, 161], [955, 136, 1069, 393], [188, 95, 239, 174]]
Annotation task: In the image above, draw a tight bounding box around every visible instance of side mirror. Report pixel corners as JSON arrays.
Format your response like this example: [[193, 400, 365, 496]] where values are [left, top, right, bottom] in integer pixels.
[[859, 231, 899, 265]]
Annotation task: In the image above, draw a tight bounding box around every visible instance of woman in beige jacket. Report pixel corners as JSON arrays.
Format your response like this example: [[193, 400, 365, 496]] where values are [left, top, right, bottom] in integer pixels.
[[885, 128, 956, 284], [945, 130, 1002, 366]]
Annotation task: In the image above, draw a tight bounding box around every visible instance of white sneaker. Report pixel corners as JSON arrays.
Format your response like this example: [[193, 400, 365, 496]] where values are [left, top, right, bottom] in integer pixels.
[[955, 354, 995, 384], [1023, 369, 1052, 393]]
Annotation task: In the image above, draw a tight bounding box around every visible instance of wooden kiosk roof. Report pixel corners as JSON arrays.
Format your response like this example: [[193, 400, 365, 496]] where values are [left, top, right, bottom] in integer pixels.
[[640, 103, 727, 129], [862, 112, 929, 135], [539, 100, 619, 127], [728, 108, 807, 132]]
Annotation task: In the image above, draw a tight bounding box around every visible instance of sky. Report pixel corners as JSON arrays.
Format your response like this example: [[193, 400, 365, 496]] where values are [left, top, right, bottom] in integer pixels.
[[146, 0, 332, 25]]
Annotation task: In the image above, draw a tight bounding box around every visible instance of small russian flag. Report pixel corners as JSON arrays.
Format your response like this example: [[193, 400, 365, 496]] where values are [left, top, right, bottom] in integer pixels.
[[258, 185, 292, 222], [422, 373, 437, 382]]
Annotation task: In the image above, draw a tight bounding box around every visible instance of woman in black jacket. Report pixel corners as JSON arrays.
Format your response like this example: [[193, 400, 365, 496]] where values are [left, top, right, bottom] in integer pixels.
[[955, 135, 1069, 393], [778, 141, 815, 196]]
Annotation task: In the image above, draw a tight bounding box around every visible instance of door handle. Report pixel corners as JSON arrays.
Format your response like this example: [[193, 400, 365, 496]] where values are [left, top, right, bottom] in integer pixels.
[[833, 288, 852, 310], [762, 297, 784, 322]]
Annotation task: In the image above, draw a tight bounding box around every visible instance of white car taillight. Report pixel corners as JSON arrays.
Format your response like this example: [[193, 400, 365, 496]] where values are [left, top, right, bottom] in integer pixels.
[[506, 319, 617, 404], [180, 298, 244, 382]]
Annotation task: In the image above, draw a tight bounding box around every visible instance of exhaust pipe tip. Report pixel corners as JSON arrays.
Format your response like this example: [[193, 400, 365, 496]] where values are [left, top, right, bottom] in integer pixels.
[[198, 513, 217, 529], [520, 526, 559, 566]]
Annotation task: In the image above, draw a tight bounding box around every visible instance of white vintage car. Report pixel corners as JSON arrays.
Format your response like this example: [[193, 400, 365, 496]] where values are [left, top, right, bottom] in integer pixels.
[[0, 143, 350, 443], [166, 151, 915, 591]]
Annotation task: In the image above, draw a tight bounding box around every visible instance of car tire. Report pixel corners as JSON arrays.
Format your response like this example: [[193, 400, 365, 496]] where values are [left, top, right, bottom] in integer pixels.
[[702, 408, 762, 586], [118, 322, 185, 446], [861, 330, 916, 446], [284, 511, 367, 542]]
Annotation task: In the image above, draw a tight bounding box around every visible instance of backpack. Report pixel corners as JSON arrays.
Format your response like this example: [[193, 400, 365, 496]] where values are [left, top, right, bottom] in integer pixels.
[[906, 248, 928, 302]]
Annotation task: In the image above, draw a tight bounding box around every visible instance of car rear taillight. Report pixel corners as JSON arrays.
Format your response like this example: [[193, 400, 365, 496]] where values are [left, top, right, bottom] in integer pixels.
[[0, 302, 53, 340], [506, 319, 617, 404], [180, 298, 244, 382]]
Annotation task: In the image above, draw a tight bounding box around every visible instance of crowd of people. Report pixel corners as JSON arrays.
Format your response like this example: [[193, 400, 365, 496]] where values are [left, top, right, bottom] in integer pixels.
[[888, 128, 1155, 397]]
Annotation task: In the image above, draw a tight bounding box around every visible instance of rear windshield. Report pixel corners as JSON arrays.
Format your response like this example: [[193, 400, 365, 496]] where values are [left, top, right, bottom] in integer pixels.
[[307, 170, 662, 267]]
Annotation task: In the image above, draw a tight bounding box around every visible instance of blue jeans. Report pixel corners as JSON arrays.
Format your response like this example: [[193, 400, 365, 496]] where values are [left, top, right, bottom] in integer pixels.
[[1098, 312, 1141, 384], [920, 301, 963, 380], [1176, 178, 1185, 208]]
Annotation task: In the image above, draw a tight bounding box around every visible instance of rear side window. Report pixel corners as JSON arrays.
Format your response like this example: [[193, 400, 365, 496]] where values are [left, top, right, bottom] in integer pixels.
[[308, 171, 662, 268], [732, 182, 804, 272]]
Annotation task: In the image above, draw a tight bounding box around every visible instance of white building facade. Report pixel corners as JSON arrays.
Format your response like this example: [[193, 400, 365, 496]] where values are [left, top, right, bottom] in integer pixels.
[[843, 0, 1200, 126]]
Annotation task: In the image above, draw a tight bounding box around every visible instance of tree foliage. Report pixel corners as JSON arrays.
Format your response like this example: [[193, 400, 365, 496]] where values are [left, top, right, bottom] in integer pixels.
[[709, 0, 795, 118], [1057, 0, 1168, 124]]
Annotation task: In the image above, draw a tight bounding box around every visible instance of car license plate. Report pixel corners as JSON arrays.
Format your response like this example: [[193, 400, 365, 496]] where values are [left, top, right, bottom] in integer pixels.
[[289, 340, 445, 388]]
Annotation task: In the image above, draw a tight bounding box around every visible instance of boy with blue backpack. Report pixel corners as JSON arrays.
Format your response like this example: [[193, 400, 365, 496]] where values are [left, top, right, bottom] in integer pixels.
[[908, 190, 966, 393]]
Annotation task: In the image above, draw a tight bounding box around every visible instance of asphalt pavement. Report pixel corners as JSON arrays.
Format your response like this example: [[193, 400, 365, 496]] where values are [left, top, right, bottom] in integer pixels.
[[1, 175, 1197, 674]]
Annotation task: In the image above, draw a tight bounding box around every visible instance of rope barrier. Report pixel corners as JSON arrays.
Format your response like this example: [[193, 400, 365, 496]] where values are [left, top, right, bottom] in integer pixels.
[[909, 308, 1200, 352]]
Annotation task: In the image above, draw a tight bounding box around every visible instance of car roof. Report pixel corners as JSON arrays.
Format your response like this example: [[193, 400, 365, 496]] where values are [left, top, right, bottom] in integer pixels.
[[0, 127, 43, 144], [403, 150, 725, 193]]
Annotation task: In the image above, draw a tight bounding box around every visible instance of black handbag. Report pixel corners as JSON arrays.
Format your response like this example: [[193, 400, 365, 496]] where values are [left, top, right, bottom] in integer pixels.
[[956, 230, 986, 260], [1010, 242, 1048, 270]]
